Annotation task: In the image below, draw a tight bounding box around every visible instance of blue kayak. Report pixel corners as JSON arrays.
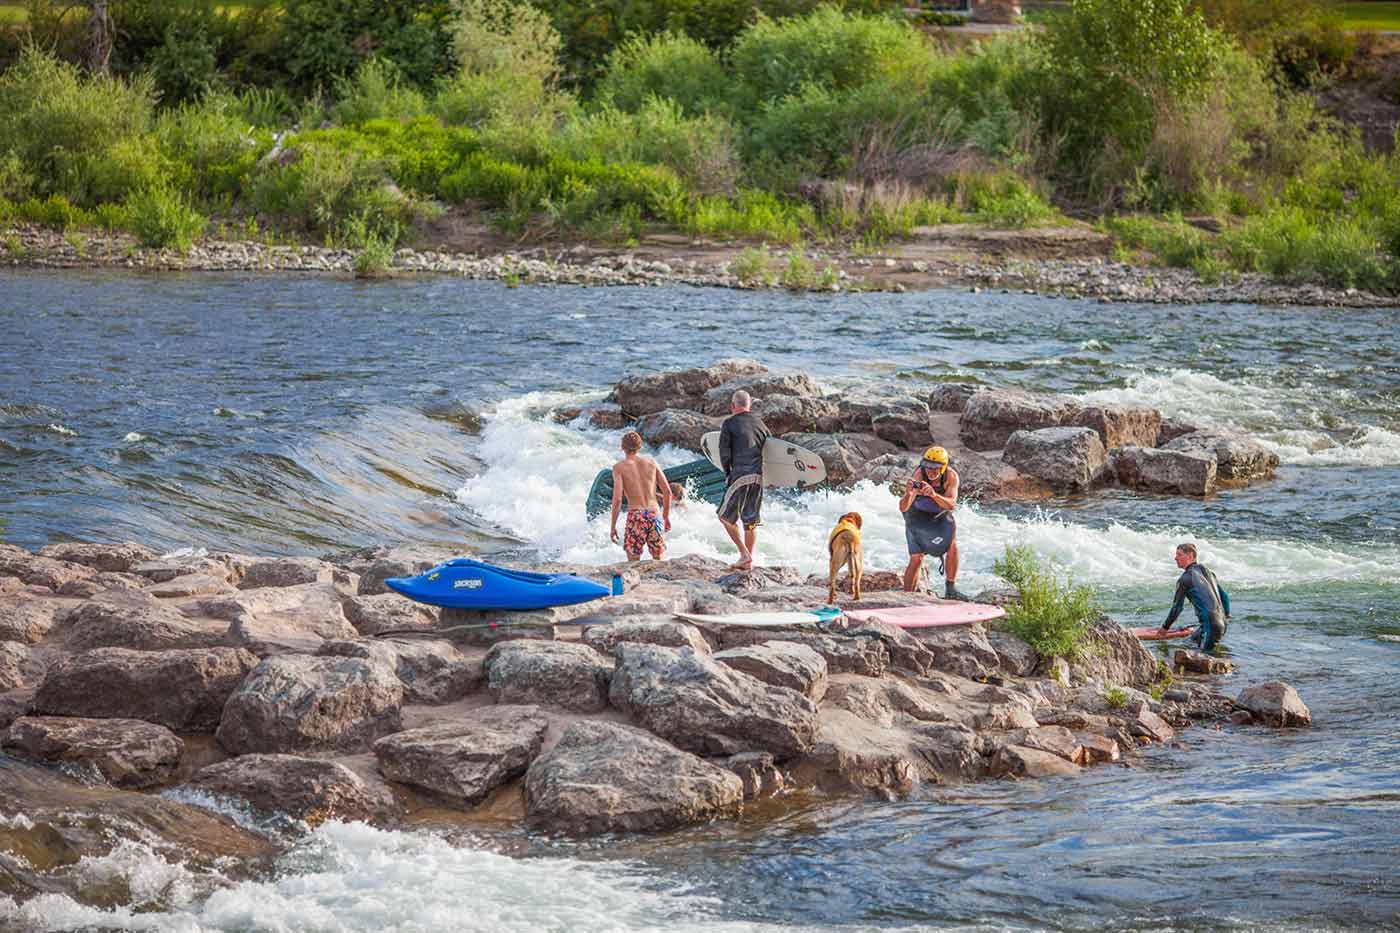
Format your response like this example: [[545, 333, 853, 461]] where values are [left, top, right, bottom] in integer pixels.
[[385, 558, 610, 611]]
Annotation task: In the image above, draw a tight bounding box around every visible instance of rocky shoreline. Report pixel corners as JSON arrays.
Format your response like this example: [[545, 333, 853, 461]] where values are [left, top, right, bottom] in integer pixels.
[[0, 536, 1312, 883], [3, 223, 1394, 308]]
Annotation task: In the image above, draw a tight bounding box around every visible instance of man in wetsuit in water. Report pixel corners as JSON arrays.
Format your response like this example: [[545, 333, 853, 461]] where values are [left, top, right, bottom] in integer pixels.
[[716, 389, 770, 570], [899, 446, 969, 601], [1161, 542, 1231, 650]]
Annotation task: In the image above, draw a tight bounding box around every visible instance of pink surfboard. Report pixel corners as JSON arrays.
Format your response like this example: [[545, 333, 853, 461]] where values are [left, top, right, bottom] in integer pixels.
[[1131, 626, 1198, 641], [843, 602, 1006, 629]]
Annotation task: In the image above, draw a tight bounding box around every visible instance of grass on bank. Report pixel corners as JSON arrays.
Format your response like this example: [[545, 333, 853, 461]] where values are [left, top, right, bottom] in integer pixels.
[[992, 544, 1098, 660], [1338, 2, 1400, 30]]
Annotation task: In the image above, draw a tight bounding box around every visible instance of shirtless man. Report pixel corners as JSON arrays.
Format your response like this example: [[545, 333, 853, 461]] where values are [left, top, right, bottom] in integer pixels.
[[609, 430, 673, 561]]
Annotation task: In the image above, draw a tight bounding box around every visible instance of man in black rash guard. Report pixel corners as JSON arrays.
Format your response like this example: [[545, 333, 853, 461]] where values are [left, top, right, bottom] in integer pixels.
[[1161, 542, 1232, 651], [716, 389, 770, 570]]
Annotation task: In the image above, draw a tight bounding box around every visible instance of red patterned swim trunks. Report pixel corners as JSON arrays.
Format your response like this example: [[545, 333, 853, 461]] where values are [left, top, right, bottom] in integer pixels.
[[623, 508, 665, 560]]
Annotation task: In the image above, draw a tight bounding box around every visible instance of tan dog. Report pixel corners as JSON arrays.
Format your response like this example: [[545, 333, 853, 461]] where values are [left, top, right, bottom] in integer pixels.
[[827, 512, 864, 604]]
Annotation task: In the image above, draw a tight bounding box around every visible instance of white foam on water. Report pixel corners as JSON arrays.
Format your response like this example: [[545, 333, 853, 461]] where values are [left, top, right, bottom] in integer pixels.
[[1082, 369, 1400, 467], [124, 431, 149, 443], [0, 813, 34, 830], [0, 821, 789, 933], [455, 395, 1400, 592], [44, 423, 76, 437]]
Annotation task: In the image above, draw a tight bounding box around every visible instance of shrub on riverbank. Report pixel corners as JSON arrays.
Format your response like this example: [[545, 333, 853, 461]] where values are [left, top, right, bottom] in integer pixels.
[[0, 1, 1395, 291], [992, 544, 1097, 659]]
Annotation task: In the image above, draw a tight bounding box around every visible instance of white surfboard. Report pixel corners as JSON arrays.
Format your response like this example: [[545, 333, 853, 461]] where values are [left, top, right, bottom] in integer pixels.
[[700, 432, 827, 489], [675, 609, 837, 627]]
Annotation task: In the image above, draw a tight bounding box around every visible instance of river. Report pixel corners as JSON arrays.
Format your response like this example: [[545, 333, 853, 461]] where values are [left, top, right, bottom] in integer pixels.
[[1, 270, 1398, 931]]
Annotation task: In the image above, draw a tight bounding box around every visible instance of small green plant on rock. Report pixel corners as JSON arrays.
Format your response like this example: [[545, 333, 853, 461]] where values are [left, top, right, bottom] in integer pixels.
[[126, 185, 205, 253], [992, 543, 1098, 659], [353, 235, 395, 279], [780, 245, 815, 290], [1101, 684, 1130, 709], [2, 233, 24, 258]]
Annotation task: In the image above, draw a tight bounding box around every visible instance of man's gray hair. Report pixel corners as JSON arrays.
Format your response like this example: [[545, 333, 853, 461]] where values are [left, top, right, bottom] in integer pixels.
[[731, 389, 751, 409]]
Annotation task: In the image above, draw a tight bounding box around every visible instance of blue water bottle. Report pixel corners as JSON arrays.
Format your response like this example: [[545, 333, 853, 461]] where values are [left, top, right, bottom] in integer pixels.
[[611, 573, 624, 596]]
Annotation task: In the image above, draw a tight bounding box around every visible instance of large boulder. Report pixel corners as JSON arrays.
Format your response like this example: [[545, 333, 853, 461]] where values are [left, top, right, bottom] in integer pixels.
[[871, 398, 934, 450], [959, 389, 1080, 451], [615, 359, 767, 417], [927, 383, 986, 414], [0, 595, 64, 644], [909, 624, 1001, 681], [0, 545, 96, 592], [188, 754, 401, 823], [781, 432, 897, 486], [3, 715, 183, 788], [318, 638, 482, 704], [0, 640, 43, 690], [1235, 682, 1311, 727], [146, 573, 236, 599], [830, 386, 918, 434], [713, 641, 828, 701], [216, 654, 404, 754], [789, 706, 985, 794], [373, 704, 549, 805], [524, 720, 743, 835], [636, 408, 723, 453], [1164, 431, 1279, 484], [1157, 416, 1201, 447], [237, 557, 338, 590], [342, 592, 439, 636], [53, 589, 227, 651], [33, 646, 258, 732], [699, 372, 821, 415], [353, 546, 461, 596], [1110, 445, 1217, 496], [610, 643, 818, 757], [582, 619, 711, 656], [1068, 405, 1162, 450], [37, 541, 157, 574], [945, 450, 1052, 502], [195, 583, 359, 654], [484, 640, 613, 713], [752, 394, 839, 436], [989, 744, 1080, 779], [1002, 427, 1107, 491], [701, 626, 890, 678], [1069, 618, 1160, 688]]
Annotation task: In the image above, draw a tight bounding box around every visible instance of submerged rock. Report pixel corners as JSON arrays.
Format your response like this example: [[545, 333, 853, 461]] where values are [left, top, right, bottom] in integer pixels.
[[1235, 681, 1311, 727], [524, 719, 743, 835]]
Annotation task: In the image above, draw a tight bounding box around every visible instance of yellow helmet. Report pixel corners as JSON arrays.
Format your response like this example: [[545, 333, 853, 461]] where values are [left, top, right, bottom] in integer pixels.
[[921, 446, 949, 474]]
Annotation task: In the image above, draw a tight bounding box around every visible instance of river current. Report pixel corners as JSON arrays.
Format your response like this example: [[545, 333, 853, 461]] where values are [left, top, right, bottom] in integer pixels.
[[1, 270, 1398, 931]]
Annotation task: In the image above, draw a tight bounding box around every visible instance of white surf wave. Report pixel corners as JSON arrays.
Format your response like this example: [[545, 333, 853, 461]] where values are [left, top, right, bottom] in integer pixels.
[[0, 821, 779, 933], [1081, 369, 1400, 467], [453, 394, 1400, 592]]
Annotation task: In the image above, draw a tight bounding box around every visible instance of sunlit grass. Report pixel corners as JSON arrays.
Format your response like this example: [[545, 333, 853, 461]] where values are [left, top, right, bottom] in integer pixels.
[[1339, 1, 1400, 30]]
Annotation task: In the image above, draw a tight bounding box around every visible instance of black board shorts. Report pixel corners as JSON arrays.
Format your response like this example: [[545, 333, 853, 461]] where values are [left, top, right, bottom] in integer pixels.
[[905, 507, 955, 557], [717, 473, 763, 529]]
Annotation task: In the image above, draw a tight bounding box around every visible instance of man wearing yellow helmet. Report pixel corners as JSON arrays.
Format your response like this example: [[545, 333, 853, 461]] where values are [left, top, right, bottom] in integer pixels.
[[898, 446, 967, 601]]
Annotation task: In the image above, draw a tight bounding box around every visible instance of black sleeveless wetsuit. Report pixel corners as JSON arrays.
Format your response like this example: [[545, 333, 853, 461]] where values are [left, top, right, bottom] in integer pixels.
[[904, 467, 956, 558]]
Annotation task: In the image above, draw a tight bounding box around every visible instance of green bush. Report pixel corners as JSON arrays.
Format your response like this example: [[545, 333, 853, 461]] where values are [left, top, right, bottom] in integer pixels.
[[0, 152, 34, 201], [964, 173, 1055, 227], [555, 98, 739, 195], [275, 0, 455, 92], [595, 32, 732, 117], [1033, 0, 1233, 198], [148, 23, 221, 105], [1220, 205, 1394, 291], [730, 6, 932, 106], [0, 47, 159, 205], [332, 58, 428, 126], [686, 189, 814, 243], [250, 139, 405, 239], [156, 97, 272, 201], [1104, 214, 1213, 267], [126, 184, 206, 251], [13, 194, 92, 230], [993, 544, 1098, 659]]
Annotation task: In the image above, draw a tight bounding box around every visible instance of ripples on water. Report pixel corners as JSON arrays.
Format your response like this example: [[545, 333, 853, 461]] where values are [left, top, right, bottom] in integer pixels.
[[1, 271, 1398, 930]]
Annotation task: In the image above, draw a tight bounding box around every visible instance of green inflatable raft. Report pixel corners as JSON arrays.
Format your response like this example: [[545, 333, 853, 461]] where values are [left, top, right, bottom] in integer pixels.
[[585, 458, 728, 520]]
